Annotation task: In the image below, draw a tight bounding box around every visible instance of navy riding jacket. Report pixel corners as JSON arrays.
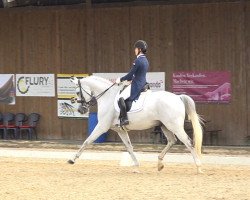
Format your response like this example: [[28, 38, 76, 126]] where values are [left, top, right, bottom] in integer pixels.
[[121, 54, 149, 101]]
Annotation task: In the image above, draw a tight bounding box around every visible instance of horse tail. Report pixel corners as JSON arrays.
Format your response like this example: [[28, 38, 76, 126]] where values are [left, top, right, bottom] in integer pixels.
[[180, 95, 203, 157]]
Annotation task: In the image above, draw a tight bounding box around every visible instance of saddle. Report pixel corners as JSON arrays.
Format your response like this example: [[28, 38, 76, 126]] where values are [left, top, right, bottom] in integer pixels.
[[118, 83, 150, 112], [114, 85, 151, 113], [141, 83, 150, 92], [119, 83, 150, 94]]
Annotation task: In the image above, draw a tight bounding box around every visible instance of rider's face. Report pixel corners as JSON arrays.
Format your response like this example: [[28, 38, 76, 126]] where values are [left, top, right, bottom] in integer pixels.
[[134, 48, 139, 56]]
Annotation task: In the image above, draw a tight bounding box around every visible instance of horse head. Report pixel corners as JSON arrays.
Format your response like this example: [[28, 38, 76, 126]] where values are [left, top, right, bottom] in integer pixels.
[[70, 76, 92, 114], [70, 76, 79, 86]]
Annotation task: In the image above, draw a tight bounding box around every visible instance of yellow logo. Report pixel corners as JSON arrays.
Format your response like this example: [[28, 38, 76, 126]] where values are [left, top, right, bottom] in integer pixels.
[[17, 77, 30, 94]]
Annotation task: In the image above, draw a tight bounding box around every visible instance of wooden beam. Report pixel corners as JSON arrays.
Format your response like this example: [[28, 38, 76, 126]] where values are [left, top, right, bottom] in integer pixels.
[[86, 0, 92, 7]]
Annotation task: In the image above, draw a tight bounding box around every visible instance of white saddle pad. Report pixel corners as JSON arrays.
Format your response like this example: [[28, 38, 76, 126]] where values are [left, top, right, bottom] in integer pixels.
[[114, 90, 151, 113]]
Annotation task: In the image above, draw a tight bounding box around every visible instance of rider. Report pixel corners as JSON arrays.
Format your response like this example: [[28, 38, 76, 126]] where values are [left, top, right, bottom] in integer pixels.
[[115, 40, 149, 126]]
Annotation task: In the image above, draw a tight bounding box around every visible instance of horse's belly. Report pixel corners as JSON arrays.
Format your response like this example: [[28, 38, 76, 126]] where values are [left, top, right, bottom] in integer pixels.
[[126, 113, 160, 130], [126, 121, 159, 130]]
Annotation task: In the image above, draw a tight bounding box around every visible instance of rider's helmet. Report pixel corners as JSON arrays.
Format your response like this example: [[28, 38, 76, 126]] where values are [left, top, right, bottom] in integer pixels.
[[134, 40, 148, 54]]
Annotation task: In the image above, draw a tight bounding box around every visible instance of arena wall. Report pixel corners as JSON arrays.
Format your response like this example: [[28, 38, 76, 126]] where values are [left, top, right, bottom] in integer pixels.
[[0, 1, 249, 145]]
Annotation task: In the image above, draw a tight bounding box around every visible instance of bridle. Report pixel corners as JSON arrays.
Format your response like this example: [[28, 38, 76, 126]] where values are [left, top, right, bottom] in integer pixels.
[[72, 78, 116, 110]]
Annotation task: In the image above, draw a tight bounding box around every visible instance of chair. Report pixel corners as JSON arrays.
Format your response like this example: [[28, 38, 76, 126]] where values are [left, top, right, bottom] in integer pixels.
[[0, 113, 3, 121], [19, 113, 40, 140], [0, 112, 15, 139], [0, 113, 4, 139], [151, 126, 166, 144], [5, 113, 27, 139]]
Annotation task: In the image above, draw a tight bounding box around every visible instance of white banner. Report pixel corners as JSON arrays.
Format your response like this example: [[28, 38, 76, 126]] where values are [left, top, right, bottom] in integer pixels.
[[57, 74, 89, 118], [16, 74, 55, 97], [0, 74, 15, 105], [93, 72, 165, 91]]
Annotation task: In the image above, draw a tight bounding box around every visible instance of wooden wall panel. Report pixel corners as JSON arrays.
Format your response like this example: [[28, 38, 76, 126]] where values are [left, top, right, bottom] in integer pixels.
[[0, 2, 249, 145], [246, 1, 250, 143], [196, 2, 247, 145]]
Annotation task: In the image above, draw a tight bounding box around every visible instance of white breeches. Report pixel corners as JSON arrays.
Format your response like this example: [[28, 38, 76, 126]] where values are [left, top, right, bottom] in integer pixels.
[[119, 84, 131, 100]]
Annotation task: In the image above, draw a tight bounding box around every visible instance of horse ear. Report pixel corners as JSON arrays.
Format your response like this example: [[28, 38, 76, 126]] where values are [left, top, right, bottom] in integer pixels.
[[70, 76, 78, 85]]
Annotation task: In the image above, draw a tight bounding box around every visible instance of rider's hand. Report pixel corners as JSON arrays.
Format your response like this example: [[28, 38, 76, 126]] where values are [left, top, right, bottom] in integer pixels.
[[115, 77, 121, 84]]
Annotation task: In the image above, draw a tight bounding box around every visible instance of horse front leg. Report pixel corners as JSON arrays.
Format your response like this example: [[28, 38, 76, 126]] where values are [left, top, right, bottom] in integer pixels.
[[68, 124, 108, 164], [117, 130, 140, 172]]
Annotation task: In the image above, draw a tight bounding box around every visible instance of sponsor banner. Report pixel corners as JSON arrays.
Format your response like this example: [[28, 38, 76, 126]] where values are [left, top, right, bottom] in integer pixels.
[[57, 74, 89, 118], [57, 99, 88, 118], [57, 74, 88, 99], [93, 72, 165, 91], [0, 74, 15, 105], [16, 74, 55, 97], [172, 71, 231, 103]]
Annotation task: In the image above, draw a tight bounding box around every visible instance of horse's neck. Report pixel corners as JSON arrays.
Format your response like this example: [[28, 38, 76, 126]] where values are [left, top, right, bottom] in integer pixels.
[[96, 84, 120, 113], [83, 77, 121, 111], [83, 78, 120, 108], [84, 77, 111, 94], [97, 85, 120, 105]]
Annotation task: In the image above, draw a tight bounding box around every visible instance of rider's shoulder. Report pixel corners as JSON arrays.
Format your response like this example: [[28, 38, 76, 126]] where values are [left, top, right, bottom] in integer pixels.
[[135, 55, 146, 62], [133, 55, 147, 66], [133, 57, 140, 66]]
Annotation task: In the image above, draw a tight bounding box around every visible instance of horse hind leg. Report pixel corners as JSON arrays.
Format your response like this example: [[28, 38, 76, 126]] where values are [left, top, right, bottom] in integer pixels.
[[175, 128, 203, 174], [158, 126, 177, 171]]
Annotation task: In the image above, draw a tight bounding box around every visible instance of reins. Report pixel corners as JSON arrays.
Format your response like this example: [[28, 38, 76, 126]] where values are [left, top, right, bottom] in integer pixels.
[[95, 82, 116, 100], [78, 79, 116, 107]]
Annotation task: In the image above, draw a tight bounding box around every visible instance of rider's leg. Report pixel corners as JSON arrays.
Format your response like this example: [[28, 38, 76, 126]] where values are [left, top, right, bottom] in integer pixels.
[[118, 85, 131, 126], [118, 97, 129, 126]]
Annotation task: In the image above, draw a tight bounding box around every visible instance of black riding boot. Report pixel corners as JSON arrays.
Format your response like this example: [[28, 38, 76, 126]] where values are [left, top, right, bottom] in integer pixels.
[[118, 97, 129, 126]]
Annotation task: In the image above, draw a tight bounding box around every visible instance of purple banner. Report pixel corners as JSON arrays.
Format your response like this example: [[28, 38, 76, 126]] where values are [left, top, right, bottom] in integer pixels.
[[172, 71, 231, 103]]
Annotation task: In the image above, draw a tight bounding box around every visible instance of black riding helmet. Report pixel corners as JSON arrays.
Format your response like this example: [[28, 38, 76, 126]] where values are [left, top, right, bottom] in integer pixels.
[[134, 40, 148, 54]]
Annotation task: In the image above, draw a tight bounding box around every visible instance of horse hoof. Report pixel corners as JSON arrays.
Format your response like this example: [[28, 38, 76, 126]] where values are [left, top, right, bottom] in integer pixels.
[[67, 160, 75, 165], [158, 163, 164, 171], [197, 167, 204, 174], [132, 169, 141, 174]]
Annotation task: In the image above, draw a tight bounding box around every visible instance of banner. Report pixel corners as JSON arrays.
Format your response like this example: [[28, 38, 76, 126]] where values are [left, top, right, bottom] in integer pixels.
[[16, 74, 55, 97], [57, 74, 88, 118], [172, 71, 231, 103], [93, 72, 165, 91], [0, 74, 15, 105]]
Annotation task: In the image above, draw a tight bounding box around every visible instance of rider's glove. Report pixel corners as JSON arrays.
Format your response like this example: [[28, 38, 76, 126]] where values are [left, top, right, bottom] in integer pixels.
[[115, 77, 121, 84]]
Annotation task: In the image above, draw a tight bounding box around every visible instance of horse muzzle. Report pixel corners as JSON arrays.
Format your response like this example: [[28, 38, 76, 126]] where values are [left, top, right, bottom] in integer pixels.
[[78, 105, 88, 114]]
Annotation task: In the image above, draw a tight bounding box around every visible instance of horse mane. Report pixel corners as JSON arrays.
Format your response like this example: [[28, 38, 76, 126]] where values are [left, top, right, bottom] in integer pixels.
[[87, 75, 113, 86]]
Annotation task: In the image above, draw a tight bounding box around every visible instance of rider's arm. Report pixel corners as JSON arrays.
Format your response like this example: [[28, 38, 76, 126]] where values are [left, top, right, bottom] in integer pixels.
[[120, 59, 140, 82]]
